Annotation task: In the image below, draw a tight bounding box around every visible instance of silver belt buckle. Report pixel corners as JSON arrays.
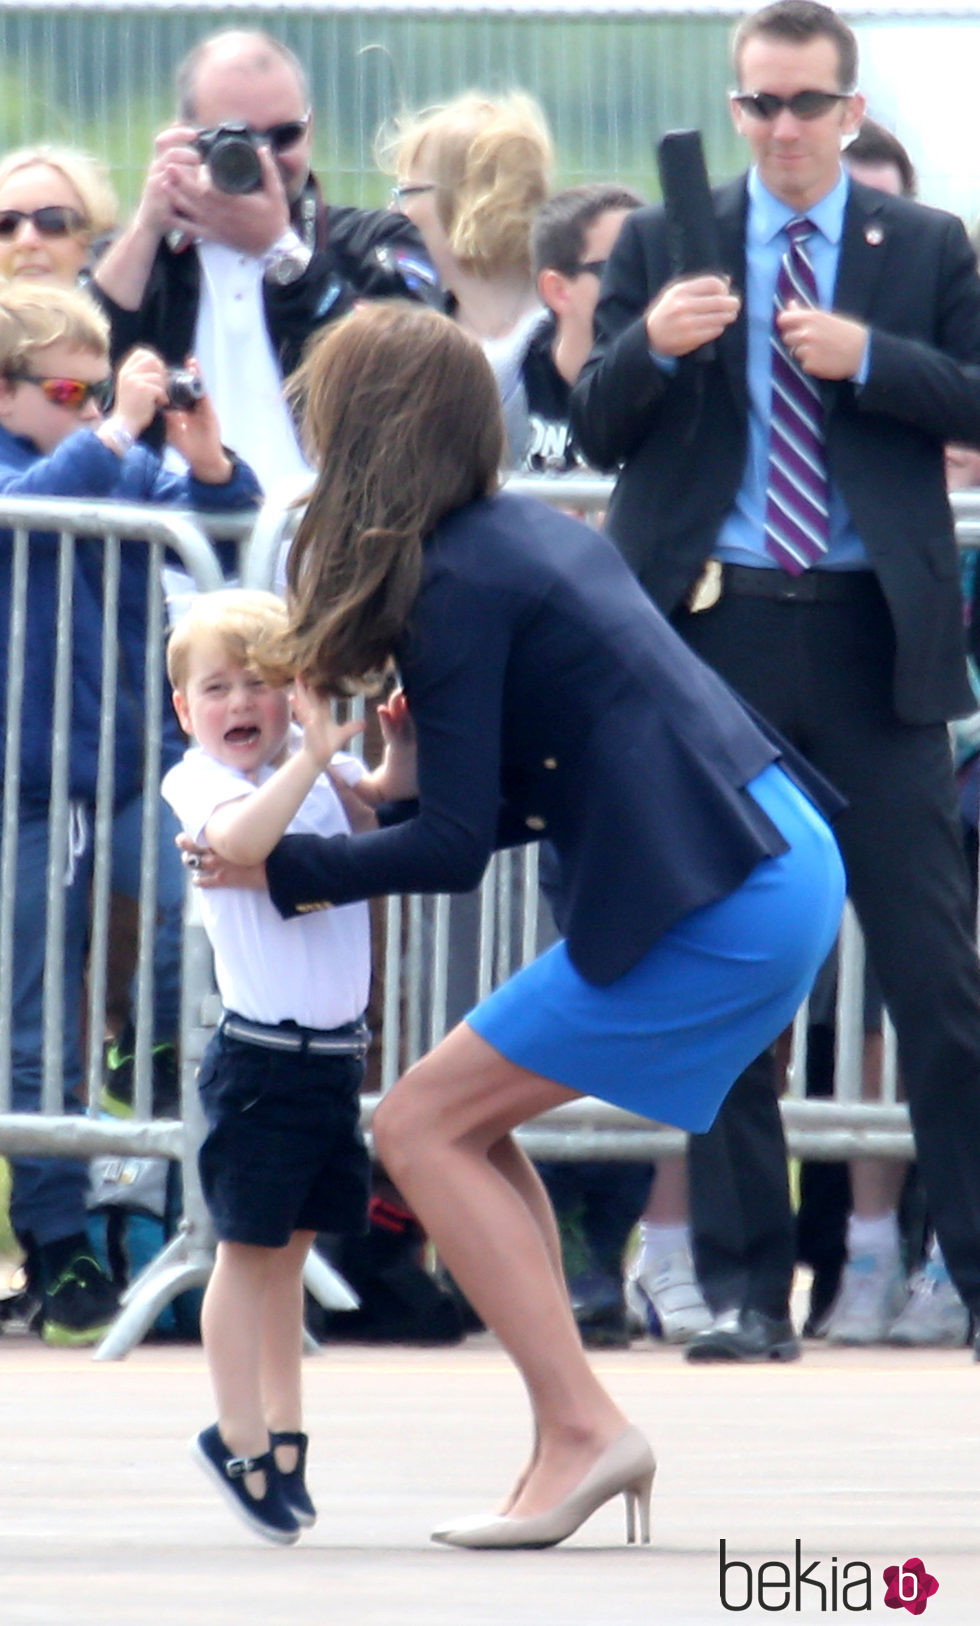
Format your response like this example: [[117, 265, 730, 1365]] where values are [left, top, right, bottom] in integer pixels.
[[686, 558, 723, 614]]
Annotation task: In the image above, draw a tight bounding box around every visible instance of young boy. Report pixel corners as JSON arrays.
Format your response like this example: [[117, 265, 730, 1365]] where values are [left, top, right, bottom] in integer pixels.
[[521, 183, 641, 473], [0, 281, 260, 1346], [163, 590, 412, 1545]]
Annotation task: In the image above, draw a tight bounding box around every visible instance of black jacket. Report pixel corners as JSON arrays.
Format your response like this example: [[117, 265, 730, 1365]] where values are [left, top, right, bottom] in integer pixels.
[[266, 493, 841, 986], [95, 174, 441, 384], [572, 177, 980, 725]]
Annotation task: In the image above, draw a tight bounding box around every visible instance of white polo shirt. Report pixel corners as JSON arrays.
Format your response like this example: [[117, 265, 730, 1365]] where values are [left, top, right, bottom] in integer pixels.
[[162, 742, 370, 1030]]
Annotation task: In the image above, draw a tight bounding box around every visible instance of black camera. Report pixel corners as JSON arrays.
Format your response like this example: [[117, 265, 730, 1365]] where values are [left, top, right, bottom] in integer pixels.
[[165, 368, 205, 411], [194, 122, 263, 195]]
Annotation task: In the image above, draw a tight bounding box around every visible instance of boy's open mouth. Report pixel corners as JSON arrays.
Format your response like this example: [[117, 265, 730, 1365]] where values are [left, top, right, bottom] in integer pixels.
[[224, 725, 260, 744]]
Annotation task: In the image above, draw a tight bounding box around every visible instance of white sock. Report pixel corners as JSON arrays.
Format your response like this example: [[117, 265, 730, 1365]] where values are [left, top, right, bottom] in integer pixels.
[[637, 1221, 690, 1273], [847, 1211, 900, 1263]]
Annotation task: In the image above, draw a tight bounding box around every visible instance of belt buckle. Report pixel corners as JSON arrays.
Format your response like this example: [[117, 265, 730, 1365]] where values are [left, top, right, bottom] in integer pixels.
[[686, 558, 723, 614]]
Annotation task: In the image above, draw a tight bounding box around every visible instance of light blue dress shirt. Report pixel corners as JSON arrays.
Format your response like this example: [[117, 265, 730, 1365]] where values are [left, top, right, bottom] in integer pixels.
[[715, 165, 869, 570]]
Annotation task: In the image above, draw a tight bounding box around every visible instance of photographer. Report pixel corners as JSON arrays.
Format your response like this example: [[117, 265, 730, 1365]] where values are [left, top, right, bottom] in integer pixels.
[[92, 29, 440, 489]]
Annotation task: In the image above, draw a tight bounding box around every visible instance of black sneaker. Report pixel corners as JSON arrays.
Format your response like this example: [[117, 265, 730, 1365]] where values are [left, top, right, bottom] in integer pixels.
[[101, 1022, 179, 1119], [41, 1253, 119, 1348], [271, 1430, 317, 1528], [569, 1269, 632, 1349], [191, 1425, 300, 1545]]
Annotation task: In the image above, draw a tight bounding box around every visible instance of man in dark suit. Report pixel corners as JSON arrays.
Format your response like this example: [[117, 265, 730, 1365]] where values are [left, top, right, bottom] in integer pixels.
[[573, 0, 980, 1360]]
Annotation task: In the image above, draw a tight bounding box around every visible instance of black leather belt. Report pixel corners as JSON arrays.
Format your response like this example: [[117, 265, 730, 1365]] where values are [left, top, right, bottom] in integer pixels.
[[220, 1013, 370, 1057], [722, 564, 878, 603]]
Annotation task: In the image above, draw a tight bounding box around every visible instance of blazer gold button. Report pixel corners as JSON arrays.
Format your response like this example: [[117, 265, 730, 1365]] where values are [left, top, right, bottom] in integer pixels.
[[526, 815, 547, 831], [543, 757, 558, 769]]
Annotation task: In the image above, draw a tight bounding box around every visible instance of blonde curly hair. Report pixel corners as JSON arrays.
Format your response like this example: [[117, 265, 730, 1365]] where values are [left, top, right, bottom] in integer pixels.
[[382, 92, 553, 280]]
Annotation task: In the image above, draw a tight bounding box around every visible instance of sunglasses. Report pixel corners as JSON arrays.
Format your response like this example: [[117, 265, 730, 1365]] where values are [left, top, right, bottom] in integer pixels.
[[259, 114, 311, 152], [575, 259, 608, 279], [0, 204, 87, 240], [6, 372, 113, 411], [732, 89, 852, 121], [390, 183, 436, 206]]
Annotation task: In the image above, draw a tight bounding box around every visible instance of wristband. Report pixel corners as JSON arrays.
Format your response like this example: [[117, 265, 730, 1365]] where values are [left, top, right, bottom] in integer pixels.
[[100, 417, 136, 458]]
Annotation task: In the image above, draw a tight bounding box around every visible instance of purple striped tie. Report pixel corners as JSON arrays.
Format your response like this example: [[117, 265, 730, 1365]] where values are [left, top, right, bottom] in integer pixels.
[[764, 216, 830, 574]]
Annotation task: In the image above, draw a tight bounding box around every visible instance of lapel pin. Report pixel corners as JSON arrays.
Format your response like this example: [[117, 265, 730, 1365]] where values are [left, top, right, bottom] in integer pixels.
[[865, 224, 884, 246]]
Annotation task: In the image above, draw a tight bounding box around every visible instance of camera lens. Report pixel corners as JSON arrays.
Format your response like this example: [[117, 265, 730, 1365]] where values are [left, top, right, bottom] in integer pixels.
[[207, 135, 263, 195], [166, 369, 205, 411]]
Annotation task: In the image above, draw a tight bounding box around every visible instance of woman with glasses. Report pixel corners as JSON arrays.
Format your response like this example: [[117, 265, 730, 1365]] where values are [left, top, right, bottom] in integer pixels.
[[0, 146, 117, 287], [382, 91, 553, 466]]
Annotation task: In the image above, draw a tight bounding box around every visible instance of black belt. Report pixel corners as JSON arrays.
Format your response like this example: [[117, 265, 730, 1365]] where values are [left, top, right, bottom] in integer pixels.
[[220, 1013, 370, 1057], [722, 564, 878, 604]]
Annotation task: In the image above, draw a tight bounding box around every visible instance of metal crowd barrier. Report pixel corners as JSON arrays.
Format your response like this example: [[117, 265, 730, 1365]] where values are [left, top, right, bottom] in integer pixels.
[[3, 482, 980, 1354]]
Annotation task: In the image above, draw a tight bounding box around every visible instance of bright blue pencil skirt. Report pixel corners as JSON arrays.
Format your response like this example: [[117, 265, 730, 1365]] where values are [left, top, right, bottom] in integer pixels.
[[466, 763, 845, 1134]]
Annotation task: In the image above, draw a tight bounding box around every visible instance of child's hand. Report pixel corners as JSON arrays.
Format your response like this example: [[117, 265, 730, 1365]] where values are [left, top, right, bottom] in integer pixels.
[[162, 357, 234, 485], [111, 346, 169, 437], [292, 675, 365, 769]]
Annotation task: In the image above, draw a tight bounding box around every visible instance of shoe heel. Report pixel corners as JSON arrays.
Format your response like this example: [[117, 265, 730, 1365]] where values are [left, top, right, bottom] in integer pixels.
[[623, 1468, 654, 1545]]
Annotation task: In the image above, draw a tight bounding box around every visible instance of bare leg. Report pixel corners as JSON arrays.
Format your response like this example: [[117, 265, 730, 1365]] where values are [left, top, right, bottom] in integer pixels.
[[201, 1239, 278, 1496], [373, 1022, 632, 1519], [486, 1137, 568, 1508], [639, 1154, 690, 1223], [850, 1033, 905, 1219], [261, 1229, 314, 1474]]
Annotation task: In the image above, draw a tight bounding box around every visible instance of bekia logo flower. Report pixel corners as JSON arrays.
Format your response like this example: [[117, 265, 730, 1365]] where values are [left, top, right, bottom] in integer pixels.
[[883, 1558, 939, 1615]]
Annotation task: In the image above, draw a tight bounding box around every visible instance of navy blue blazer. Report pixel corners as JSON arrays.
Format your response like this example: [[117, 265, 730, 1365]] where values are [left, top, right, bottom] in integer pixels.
[[266, 493, 835, 986], [571, 176, 980, 726]]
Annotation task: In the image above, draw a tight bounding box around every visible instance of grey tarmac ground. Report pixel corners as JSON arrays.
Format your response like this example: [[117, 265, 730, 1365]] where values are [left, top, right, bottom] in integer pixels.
[[1, 1330, 978, 1626]]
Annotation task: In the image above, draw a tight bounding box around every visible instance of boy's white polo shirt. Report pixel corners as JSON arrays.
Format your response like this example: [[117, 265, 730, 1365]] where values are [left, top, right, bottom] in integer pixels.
[[162, 744, 370, 1030]]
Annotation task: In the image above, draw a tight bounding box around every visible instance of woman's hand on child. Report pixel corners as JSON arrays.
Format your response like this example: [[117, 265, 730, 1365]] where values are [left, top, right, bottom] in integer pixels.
[[176, 832, 267, 891], [376, 687, 418, 800]]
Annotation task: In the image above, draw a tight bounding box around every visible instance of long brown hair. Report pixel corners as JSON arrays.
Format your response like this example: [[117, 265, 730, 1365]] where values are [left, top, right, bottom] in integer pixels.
[[274, 302, 502, 696]]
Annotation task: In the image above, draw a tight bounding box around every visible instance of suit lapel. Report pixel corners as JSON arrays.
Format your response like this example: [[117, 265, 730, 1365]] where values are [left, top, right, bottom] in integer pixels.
[[714, 177, 750, 409], [833, 182, 889, 320]]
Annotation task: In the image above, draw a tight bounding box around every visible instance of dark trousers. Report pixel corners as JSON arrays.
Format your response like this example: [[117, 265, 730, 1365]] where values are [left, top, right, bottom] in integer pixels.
[[677, 582, 980, 1317]]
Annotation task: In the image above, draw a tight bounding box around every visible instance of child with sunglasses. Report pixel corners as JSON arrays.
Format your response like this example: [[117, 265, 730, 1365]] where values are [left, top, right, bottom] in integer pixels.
[[0, 279, 260, 1350]]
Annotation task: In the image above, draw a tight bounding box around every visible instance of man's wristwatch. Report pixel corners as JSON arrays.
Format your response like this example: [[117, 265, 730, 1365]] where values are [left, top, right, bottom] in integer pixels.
[[262, 229, 313, 287]]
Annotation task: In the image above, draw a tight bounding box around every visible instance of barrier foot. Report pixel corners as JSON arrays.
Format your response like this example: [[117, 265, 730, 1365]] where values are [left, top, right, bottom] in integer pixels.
[[303, 1247, 359, 1312], [94, 1253, 212, 1361], [93, 1231, 358, 1361]]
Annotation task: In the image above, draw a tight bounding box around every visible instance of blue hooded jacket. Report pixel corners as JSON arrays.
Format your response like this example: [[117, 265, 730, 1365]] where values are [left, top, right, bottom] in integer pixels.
[[0, 423, 261, 808]]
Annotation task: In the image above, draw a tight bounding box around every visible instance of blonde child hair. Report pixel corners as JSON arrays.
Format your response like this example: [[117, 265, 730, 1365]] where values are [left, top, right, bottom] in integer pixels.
[[166, 588, 290, 694], [0, 280, 109, 374]]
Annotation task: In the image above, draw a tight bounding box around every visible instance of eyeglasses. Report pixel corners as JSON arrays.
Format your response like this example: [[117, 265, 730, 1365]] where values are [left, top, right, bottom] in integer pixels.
[[732, 89, 852, 121], [0, 205, 87, 240], [575, 259, 608, 279], [259, 113, 312, 152], [390, 183, 436, 206], [6, 372, 113, 411]]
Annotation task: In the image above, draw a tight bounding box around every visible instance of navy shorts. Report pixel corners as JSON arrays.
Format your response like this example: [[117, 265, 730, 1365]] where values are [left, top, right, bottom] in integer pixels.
[[196, 1024, 372, 1248]]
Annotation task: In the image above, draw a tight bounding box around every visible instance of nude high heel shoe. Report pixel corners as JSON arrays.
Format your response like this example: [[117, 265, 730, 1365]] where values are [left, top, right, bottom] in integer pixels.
[[431, 1424, 656, 1549]]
